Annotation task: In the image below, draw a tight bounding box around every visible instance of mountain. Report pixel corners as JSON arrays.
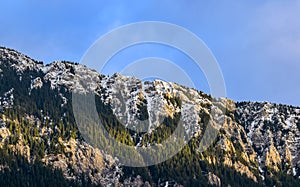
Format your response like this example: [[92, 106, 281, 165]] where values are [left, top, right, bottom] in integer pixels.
[[0, 46, 299, 186]]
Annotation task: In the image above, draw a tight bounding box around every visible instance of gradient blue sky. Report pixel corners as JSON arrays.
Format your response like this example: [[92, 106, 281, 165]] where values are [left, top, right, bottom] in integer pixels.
[[1, 1, 300, 106]]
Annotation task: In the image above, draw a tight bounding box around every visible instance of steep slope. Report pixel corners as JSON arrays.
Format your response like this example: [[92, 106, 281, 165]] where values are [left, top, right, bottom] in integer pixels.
[[0, 46, 299, 186], [0, 47, 123, 186], [236, 102, 300, 179]]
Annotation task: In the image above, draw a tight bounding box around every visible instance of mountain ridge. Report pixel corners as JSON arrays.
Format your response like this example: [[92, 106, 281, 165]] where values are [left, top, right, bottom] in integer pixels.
[[0, 46, 299, 186]]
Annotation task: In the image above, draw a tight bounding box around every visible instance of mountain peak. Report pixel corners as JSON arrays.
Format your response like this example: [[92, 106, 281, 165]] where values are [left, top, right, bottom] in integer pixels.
[[0, 46, 43, 73], [0, 47, 299, 186]]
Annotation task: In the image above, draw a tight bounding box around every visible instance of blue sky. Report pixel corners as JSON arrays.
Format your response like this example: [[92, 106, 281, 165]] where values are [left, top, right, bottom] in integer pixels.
[[1, 1, 300, 106]]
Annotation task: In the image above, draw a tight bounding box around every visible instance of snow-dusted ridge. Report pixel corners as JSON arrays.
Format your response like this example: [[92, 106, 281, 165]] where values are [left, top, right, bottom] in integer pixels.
[[0, 47, 43, 73], [236, 101, 300, 178], [1, 46, 300, 185]]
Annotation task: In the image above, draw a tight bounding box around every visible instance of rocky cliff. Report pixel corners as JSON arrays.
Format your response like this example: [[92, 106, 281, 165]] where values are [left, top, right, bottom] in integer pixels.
[[0, 46, 299, 186]]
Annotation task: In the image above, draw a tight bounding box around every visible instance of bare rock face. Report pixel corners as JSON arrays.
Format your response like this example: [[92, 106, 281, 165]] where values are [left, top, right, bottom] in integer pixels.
[[207, 172, 221, 187], [123, 175, 148, 187], [30, 77, 43, 89], [233, 161, 257, 182], [1, 47, 300, 186], [265, 145, 282, 172], [42, 137, 124, 186], [0, 47, 43, 74], [0, 114, 122, 186], [0, 125, 10, 145], [43, 138, 109, 184], [236, 102, 300, 178]]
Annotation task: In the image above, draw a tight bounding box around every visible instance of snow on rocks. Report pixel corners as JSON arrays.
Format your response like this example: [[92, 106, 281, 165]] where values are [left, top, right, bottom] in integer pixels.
[[236, 102, 300, 177], [0, 47, 43, 73]]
